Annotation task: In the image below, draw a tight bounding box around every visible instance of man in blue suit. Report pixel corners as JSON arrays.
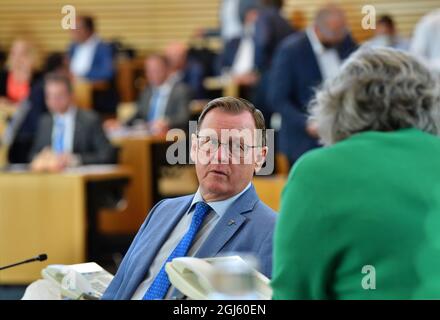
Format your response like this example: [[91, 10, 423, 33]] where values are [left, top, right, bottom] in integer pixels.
[[68, 16, 114, 82], [68, 15, 117, 113], [103, 97, 277, 300], [268, 4, 357, 165]]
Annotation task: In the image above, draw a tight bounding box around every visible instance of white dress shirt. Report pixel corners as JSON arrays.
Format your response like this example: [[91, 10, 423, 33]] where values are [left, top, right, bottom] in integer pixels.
[[410, 9, 440, 72], [220, 0, 243, 41], [306, 27, 342, 81], [231, 25, 255, 76], [51, 106, 76, 154], [131, 182, 252, 300], [70, 35, 99, 77], [149, 80, 173, 121]]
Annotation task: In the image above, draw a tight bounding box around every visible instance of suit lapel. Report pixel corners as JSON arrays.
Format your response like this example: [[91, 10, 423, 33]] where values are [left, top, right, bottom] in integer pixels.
[[303, 35, 323, 84], [45, 115, 54, 147], [120, 196, 193, 299], [164, 83, 176, 119], [195, 185, 259, 258], [72, 109, 82, 153]]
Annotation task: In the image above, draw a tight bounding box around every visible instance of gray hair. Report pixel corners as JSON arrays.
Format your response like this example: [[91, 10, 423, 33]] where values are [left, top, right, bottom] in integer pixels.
[[309, 47, 440, 145]]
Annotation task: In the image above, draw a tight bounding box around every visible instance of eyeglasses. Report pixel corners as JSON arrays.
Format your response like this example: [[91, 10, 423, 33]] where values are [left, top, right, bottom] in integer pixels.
[[196, 135, 261, 159]]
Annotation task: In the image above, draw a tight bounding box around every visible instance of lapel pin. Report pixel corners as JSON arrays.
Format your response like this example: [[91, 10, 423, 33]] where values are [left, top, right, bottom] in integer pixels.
[[228, 219, 236, 226]]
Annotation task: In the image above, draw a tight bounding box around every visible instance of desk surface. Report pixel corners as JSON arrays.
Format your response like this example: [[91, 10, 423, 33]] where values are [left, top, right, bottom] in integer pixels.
[[0, 165, 132, 284]]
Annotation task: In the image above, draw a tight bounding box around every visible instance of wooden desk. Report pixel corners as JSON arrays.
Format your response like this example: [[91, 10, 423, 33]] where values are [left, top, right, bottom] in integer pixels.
[[0, 166, 132, 284]]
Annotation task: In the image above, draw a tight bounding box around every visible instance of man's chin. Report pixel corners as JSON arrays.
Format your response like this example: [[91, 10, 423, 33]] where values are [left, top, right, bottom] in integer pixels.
[[201, 183, 229, 200]]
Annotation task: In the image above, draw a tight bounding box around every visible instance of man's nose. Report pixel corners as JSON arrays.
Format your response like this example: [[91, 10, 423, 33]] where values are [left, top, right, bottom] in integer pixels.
[[215, 143, 229, 163]]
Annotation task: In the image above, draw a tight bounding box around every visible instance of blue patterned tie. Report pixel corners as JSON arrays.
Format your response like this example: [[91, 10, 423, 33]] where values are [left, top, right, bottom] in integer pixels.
[[53, 117, 65, 154], [143, 201, 211, 300]]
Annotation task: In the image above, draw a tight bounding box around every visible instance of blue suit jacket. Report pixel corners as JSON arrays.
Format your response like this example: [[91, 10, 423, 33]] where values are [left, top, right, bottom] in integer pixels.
[[68, 40, 114, 81], [102, 184, 277, 300], [268, 31, 357, 164], [254, 7, 294, 72]]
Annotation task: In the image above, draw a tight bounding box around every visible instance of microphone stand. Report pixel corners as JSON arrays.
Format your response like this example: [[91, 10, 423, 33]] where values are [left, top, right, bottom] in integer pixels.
[[0, 254, 48, 271]]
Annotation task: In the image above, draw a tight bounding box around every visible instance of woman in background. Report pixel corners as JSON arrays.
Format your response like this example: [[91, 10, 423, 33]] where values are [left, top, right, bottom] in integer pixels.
[[0, 39, 40, 106], [272, 48, 440, 299]]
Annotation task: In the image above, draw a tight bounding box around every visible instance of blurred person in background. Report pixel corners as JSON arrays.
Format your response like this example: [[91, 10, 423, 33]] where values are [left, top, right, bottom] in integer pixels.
[[69, 15, 113, 82], [29, 73, 116, 170], [272, 48, 440, 299], [68, 15, 118, 114], [5, 53, 69, 163], [1, 39, 44, 163], [268, 4, 357, 166], [0, 39, 41, 107], [364, 15, 409, 50], [110, 54, 191, 136], [411, 9, 440, 72], [164, 41, 205, 99], [220, 0, 293, 127]]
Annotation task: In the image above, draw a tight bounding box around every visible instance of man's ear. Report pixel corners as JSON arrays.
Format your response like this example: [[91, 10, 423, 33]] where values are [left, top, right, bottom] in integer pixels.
[[254, 146, 268, 174], [190, 133, 197, 164]]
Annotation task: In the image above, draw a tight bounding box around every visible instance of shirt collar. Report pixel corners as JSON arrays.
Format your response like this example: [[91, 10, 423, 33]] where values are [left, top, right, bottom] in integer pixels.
[[153, 79, 172, 93], [53, 106, 76, 120], [168, 71, 184, 85], [80, 34, 99, 48], [306, 27, 326, 55], [188, 182, 252, 218]]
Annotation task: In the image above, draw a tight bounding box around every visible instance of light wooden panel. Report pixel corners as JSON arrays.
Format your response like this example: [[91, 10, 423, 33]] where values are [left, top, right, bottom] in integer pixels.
[[0, 173, 86, 283], [0, 0, 438, 59], [0, 0, 220, 57]]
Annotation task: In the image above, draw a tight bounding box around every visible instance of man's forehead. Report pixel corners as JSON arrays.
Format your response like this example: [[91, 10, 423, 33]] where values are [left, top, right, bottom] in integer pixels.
[[199, 109, 256, 131], [198, 127, 256, 135]]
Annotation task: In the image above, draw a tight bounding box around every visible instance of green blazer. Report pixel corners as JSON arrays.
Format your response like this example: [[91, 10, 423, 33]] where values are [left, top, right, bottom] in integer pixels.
[[272, 128, 440, 299]]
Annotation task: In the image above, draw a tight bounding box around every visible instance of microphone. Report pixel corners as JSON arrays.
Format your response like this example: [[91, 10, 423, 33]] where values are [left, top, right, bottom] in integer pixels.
[[0, 254, 48, 271]]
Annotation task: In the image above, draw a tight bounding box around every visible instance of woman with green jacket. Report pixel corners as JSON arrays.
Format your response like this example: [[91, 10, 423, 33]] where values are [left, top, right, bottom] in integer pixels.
[[272, 47, 440, 299]]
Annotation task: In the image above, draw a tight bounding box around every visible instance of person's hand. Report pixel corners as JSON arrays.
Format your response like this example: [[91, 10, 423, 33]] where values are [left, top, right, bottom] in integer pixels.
[[56, 153, 81, 169], [56, 153, 72, 169], [149, 119, 169, 136], [31, 149, 81, 172], [103, 118, 122, 131], [233, 72, 259, 86], [306, 122, 319, 138]]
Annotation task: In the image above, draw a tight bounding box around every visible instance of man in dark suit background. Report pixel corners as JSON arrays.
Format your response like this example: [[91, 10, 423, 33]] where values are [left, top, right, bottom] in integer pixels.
[[268, 4, 357, 165], [29, 73, 116, 168], [127, 54, 192, 135], [220, 0, 293, 128]]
